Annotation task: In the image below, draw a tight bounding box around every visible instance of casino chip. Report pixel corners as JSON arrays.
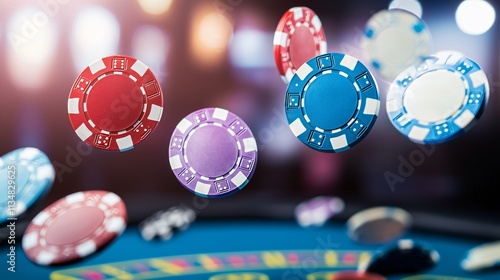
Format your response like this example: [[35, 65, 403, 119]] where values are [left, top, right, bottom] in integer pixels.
[[347, 206, 412, 244], [386, 51, 489, 144], [330, 271, 386, 280], [388, 0, 423, 18], [285, 52, 380, 153], [169, 108, 258, 198], [358, 239, 440, 276], [461, 240, 500, 271], [68, 55, 164, 152], [274, 6, 327, 83], [295, 196, 344, 227], [139, 205, 196, 241], [362, 9, 432, 80], [0, 147, 55, 224], [22, 190, 127, 265]]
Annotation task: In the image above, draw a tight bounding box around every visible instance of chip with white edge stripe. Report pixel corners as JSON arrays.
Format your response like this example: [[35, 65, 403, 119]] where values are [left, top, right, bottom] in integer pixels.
[[22, 190, 127, 265], [68, 55, 164, 152], [285, 52, 380, 153], [386, 51, 489, 144], [169, 108, 258, 198]]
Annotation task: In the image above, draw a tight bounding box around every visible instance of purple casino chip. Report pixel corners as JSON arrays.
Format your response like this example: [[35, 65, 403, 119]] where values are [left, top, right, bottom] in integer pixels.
[[169, 108, 258, 198], [295, 196, 345, 227]]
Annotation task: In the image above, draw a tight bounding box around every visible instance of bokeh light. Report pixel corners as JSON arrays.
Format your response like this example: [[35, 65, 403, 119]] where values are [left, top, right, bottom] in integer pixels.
[[456, 0, 496, 35], [6, 5, 58, 90], [137, 0, 173, 16], [70, 6, 120, 72], [132, 25, 169, 81], [190, 5, 233, 67], [229, 29, 274, 69]]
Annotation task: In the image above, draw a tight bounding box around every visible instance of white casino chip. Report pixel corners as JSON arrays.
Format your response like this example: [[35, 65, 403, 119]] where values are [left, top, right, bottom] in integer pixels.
[[362, 9, 432, 80], [386, 51, 489, 144]]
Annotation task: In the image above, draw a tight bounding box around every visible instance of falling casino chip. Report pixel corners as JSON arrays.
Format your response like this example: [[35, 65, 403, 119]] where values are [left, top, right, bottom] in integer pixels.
[[294, 196, 345, 227], [67, 55, 164, 152], [169, 108, 258, 198], [22, 190, 127, 265], [358, 239, 440, 276], [139, 206, 196, 241], [273, 6, 327, 83], [362, 9, 432, 80], [330, 271, 387, 280], [388, 0, 423, 18], [386, 51, 489, 144], [285, 52, 380, 153], [0, 147, 55, 224], [347, 206, 412, 245]]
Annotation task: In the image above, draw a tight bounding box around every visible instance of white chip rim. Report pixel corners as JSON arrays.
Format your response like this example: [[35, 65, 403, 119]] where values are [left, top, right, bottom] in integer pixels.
[[347, 206, 412, 242]]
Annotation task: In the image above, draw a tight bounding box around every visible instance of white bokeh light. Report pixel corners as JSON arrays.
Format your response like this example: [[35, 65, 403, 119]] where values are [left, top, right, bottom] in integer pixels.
[[131, 25, 169, 81], [229, 29, 274, 69], [456, 0, 496, 35], [70, 6, 120, 72], [6, 5, 58, 90], [389, 0, 423, 18]]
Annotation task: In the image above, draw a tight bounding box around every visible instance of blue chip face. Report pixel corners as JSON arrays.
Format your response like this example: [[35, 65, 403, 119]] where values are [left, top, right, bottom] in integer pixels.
[[285, 53, 380, 153], [0, 147, 55, 224], [386, 51, 489, 144]]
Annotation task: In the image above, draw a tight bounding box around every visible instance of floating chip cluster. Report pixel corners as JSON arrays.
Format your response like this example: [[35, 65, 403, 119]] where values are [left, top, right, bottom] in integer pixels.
[[3, 3, 496, 274]]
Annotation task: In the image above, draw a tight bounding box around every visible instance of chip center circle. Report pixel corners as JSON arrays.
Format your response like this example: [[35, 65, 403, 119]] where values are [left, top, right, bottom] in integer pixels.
[[404, 69, 466, 123], [376, 27, 415, 65], [0, 165, 29, 204], [86, 74, 144, 132], [185, 125, 238, 178], [304, 72, 358, 130], [45, 206, 105, 246], [290, 26, 316, 70]]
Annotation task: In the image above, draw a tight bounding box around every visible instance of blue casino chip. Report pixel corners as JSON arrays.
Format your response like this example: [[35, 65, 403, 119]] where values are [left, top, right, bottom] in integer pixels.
[[0, 147, 55, 224], [386, 51, 489, 144], [285, 53, 380, 153]]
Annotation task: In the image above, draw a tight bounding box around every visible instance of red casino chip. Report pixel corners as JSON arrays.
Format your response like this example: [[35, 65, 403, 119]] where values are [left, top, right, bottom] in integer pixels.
[[273, 6, 327, 83], [22, 190, 127, 266], [68, 55, 164, 152], [331, 271, 386, 280]]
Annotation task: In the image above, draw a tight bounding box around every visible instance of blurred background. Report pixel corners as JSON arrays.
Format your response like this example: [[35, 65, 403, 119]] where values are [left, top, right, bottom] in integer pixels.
[[0, 0, 499, 235]]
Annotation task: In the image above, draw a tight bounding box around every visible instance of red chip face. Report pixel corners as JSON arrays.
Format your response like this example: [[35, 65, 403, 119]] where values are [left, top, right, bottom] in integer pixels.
[[273, 6, 327, 83], [68, 55, 164, 152], [22, 190, 127, 266]]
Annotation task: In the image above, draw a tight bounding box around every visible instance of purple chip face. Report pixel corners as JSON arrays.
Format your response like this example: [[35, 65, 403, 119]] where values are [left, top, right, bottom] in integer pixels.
[[169, 108, 258, 198]]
